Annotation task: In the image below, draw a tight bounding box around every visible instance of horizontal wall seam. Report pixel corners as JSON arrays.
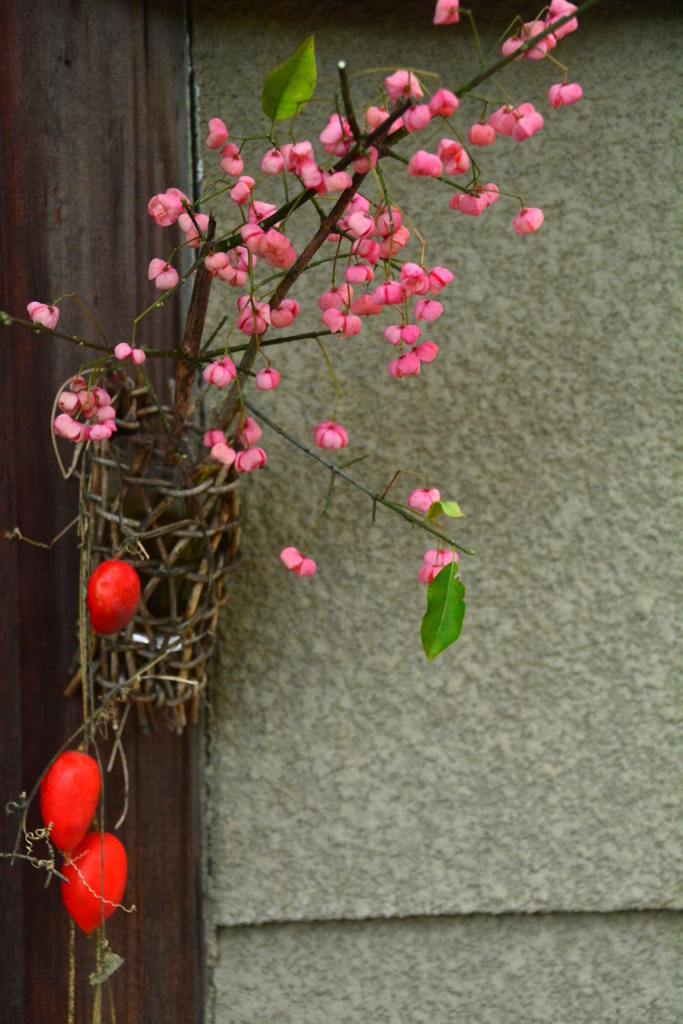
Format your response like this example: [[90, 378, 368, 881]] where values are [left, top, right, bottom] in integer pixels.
[[213, 906, 683, 931]]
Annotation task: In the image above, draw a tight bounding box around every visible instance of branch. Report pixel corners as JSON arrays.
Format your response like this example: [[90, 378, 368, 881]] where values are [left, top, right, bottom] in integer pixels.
[[455, 0, 603, 98], [0, 312, 111, 353], [166, 215, 216, 455], [244, 400, 475, 555]]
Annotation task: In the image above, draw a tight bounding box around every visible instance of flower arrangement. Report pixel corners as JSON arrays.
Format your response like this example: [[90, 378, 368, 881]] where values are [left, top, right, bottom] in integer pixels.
[[1, 0, 596, 1011]]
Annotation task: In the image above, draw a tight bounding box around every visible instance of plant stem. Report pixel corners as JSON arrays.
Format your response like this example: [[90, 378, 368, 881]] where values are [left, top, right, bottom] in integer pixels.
[[244, 400, 474, 555]]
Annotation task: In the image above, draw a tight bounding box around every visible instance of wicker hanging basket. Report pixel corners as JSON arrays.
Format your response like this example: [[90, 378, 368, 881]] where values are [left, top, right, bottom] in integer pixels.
[[84, 379, 240, 733]]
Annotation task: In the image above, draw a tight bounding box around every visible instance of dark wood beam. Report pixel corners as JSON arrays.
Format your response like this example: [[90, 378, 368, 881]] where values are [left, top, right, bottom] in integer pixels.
[[0, 2, 203, 1021]]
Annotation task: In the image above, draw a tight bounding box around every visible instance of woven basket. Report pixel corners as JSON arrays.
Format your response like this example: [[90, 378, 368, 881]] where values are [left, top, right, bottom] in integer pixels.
[[84, 380, 240, 732]]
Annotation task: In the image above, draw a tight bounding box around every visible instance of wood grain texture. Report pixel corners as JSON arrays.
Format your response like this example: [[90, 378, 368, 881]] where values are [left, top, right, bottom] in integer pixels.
[[0, 2, 203, 1021]]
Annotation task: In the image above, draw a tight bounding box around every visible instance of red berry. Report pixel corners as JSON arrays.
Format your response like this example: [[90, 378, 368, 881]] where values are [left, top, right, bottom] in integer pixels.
[[40, 751, 101, 853], [86, 559, 141, 634], [61, 832, 128, 933]]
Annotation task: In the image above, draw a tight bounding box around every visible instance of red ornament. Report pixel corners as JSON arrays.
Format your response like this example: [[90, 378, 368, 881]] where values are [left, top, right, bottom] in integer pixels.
[[40, 751, 101, 853], [86, 559, 141, 634], [61, 832, 128, 934]]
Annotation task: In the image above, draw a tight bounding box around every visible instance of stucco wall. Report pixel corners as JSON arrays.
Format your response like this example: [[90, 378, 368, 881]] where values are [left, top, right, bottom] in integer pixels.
[[192, 1, 681, 1020]]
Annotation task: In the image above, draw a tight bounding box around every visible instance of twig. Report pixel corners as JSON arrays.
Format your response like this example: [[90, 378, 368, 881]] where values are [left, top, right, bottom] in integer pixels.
[[0, 852, 69, 884], [0, 311, 110, 353], [167, 216, 217, 456], [338, 61, 361, 140], [244, 400, 474, 555], [4, 516, 78, 549]]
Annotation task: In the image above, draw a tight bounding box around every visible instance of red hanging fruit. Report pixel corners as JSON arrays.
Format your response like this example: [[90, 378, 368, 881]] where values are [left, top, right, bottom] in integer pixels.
[[86, 558, 141, 634], [40, 751, 101, 853], [61, 831, 128, 934]]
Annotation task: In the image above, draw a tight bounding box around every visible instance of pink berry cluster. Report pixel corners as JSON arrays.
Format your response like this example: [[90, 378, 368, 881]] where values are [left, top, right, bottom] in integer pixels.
[[54, 377, 117, 443]]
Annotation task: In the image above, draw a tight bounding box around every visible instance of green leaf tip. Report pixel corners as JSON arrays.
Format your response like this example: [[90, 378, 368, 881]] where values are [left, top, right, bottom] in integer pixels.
[[427, 500, 466, 520], [421, 557, 466, 661], [261, 36, 317, 122]]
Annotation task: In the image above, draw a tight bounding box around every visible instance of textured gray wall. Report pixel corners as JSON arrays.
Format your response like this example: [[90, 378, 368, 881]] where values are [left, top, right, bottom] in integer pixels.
[[192, 1, 681, 1020]]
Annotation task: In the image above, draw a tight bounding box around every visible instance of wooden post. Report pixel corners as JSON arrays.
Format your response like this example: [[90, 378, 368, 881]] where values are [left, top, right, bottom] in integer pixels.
[[0, 2, 204, 1021]]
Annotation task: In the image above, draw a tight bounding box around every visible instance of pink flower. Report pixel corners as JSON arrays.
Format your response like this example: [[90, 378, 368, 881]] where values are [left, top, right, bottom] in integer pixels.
[[234, 446, 267, 472], [313, 422, 348, 450], [203, 356, 237, 388], [433, 0, 459, 25], [148, 258, 179, 290], [280, 547, 316, 577], [57, 391, 80, 414], [255, 367, 281, 391], [269, 298, 299, 329], [365, 106, 390, 130], [248, 200, 278, 225], [204, 429, 226, 447], [408, 487, 440, 514], [324, 170, 353, 193], [350, 293, 383, 317], [351, 238, 380, 264], [407, 150, 443, 177], [86, 421, 116, 441], [384, 324, 421, 347], [206, 117, 229, 150], [321, 308, 362, 336], [437, 138, 470, 175], [403, 105, 432, 133], [298, 159, 324, 190], [27, 301, 59, 329], [215, 245, 251, 288], [511, 107, 544, 141], [210, 442, 236, 467], [400, 263, 429, 296], [503, 20, 555, 61], [384, 70, 423, 102], [480, 183, 499, 207], [230, 176, 255, 204], [458, 193, 488, 217], [283, 141, 315, 173], [546, 0, 578, 40], [147, 189, 186, 227], [114, 342, 146, 365], [204, 252, 231, 277], [319, 113, 352, 156], [54, 413, 87, 443], [428, 88, 459, 117], [488, 105, 517, 136], [219, 142, 244, 177], [318, 285, 353, 311], [260, 148, 285, 175], [512, 207, 544, 235], [468, 123, 496, 146], [414, 299, 443, 322], [415, 341, 438, 362], [352, 148, 378, 174], [548, 82, 583, 107], [427, 266, 454, 294], [95, 405, 117, 423], [418, 548, 457, 584], [346, 212, 375, 239], [345, 264, 374, 284], [387, 351, 421, 378], [235, 417, 262, 446], [178, 211, 210, 248], [260, 228, 297, 269], [236, 295, 271, 335], [373, 205, 402, 237], [377, 225, 410, 260], [372, 281, 405, 306]]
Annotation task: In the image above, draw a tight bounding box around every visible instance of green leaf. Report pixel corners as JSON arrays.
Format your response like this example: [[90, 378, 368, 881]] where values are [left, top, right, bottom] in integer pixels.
[[261, 36, 317, 122], [427, 500, 466, 520], [421, 558, 466, 661]]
